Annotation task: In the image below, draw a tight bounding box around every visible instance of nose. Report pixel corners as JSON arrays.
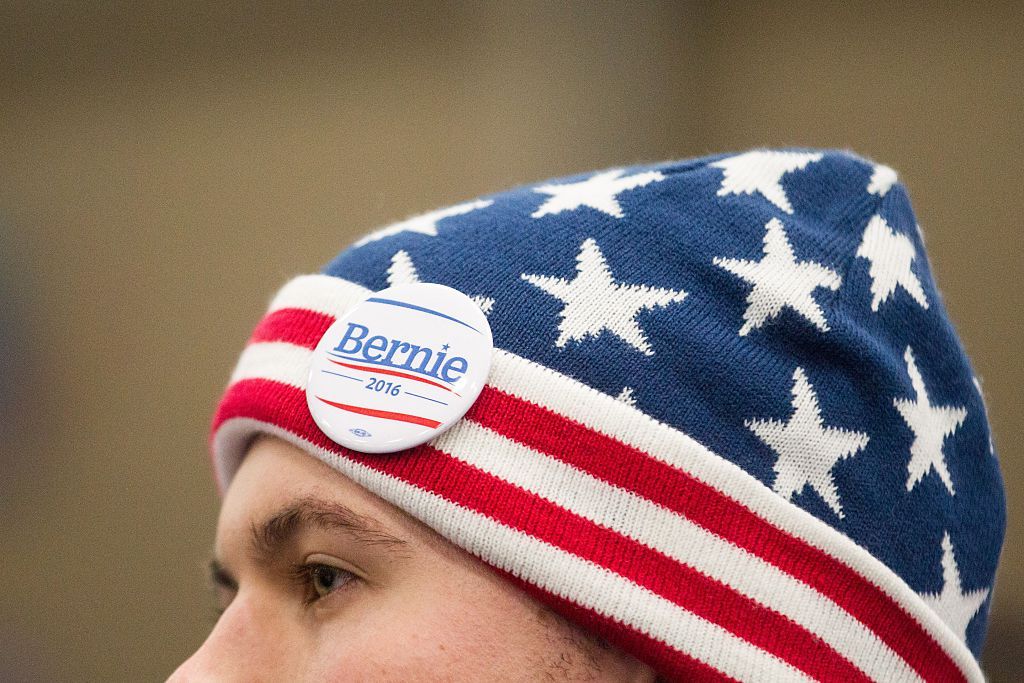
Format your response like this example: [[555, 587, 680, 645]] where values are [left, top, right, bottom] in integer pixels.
[[166, 596, 282, 682]]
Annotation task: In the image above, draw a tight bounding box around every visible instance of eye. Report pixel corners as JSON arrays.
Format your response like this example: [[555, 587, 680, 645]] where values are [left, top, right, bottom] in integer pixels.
[[209, 560, 238, 620], [291, 562, 357, 604], [310, 564, 352, 597]]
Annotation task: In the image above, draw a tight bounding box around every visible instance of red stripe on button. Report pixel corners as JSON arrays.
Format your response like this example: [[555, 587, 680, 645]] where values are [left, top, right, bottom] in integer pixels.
[[315, 396, 441, 428], [329, 359, 458, 395]]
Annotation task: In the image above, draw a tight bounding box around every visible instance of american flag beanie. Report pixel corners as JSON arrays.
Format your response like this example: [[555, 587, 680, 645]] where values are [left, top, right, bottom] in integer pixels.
[[211, 149, 1005, 682]]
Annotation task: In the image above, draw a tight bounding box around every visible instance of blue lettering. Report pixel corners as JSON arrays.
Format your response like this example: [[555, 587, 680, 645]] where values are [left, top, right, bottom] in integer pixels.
[[331, 324, 471, 384], [383, 338, 405, 364], [427, 350, 448, 376], [363, 335, 389, 361], [334, 323, 369, 354], [440, 356, 468, 382], [403, 344, 433, 373]]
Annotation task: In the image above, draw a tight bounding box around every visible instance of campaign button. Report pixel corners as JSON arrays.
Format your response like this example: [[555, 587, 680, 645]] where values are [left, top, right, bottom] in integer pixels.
[[306, 282, 493, 453]]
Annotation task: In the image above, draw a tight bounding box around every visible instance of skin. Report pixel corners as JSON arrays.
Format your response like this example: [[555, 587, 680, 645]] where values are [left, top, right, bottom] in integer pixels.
[[169, 436, 656, 682]]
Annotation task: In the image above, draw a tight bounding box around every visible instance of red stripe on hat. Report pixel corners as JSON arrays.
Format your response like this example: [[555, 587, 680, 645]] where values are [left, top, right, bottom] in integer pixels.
[[215, 379, 875, 682], [212, 380, 731, 680], [221, 310, 968, 682], [466, 386, 962, 683], [250, 308, 333, 347], [371, 438, 870, 682]]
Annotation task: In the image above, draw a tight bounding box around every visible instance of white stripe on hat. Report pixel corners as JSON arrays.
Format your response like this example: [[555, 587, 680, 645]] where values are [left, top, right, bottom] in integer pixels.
[[486, 348, 980, 681], [224, 273, 983, 682], [214, 417, 817, 683], [267, 273, 368, 315], [230, 341, 311, 386], [433, 419, 921, 683]]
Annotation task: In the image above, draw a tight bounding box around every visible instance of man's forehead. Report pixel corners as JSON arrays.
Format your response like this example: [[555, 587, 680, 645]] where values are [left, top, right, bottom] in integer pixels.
[[218, 436, 436, 554], [216, 439, 368, 553], [217, 436, 477, 568]]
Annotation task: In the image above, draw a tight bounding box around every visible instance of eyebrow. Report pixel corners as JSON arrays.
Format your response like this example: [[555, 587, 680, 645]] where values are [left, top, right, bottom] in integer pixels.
[[248, 496, 408, 565]]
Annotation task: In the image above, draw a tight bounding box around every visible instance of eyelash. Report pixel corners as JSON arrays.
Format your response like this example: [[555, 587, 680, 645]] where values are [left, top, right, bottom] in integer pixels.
[[210, 565, 237, 623], [288, 562, 357, 605]]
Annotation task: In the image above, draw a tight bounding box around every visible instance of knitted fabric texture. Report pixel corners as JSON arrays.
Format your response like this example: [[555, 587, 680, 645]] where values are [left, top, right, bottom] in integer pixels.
[[211, 149, 1005, 682]]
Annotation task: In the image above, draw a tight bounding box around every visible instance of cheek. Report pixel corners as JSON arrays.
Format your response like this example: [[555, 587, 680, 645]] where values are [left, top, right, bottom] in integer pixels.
[[304, 579, 559, 679]]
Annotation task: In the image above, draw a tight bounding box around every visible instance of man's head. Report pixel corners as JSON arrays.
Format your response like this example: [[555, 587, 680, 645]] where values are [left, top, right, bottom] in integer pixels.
[[170, 436, 654, 681], [185, 150, 1005, 681]]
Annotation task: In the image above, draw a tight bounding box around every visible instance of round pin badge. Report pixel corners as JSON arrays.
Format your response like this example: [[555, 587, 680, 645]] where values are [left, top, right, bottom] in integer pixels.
[[306, 282, 493, 453]]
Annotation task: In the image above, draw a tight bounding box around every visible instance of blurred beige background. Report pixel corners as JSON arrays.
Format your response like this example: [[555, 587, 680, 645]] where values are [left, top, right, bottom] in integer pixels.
[[0, 2, 1020, 681]]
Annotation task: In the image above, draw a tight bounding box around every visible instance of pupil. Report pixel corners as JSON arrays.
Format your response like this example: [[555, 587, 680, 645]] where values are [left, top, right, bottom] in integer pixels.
[[314, 566, 337, 593]]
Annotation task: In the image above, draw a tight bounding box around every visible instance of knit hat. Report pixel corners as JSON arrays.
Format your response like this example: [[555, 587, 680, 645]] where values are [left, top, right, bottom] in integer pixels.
[[211, 149, 1005, 681]]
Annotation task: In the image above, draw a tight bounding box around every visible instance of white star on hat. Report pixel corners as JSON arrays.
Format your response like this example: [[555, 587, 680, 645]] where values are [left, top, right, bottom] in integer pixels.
[[867, 163, 898, 196], [354, 199, 493, 247], [615, 387, 637, 407], [894, 347, 967, 495], [710, 150, 823, 214], [531, 169, 666, 219], [747, 367, 869, 518], [856, 214, 929, 312], [521, 238, 688, 355], [920, 532, 989, 643], [714, 218, 842, 336], [386, 249, 418, 286], [387, 250, 495, 315]]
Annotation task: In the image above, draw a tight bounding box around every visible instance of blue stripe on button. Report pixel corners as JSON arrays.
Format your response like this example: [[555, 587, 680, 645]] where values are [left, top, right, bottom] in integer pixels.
[[365, 296, 481, 334], [404, 390, 449, 406], [321, 370, 362, 382]]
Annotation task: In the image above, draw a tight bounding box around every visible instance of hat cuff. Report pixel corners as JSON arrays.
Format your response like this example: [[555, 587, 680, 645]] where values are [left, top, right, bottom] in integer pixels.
[[210, 273, 982, 682]]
